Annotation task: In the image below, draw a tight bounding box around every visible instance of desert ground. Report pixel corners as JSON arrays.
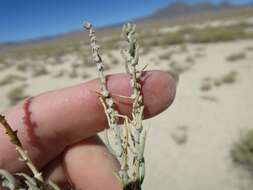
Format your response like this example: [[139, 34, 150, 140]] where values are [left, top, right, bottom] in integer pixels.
[[0, 17, 253, 190]]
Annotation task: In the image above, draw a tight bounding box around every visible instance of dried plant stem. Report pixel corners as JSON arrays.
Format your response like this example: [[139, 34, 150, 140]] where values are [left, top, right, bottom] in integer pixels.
[[0, 114, 60, 190], [83, 22, 119, 123], [0, 115, 43, 183], [84, 22, 146, 190], [121, 23, 146, 190]]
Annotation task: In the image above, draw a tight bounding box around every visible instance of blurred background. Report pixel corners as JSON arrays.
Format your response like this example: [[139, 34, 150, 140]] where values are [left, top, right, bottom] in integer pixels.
[[0, 0, 253, 189]]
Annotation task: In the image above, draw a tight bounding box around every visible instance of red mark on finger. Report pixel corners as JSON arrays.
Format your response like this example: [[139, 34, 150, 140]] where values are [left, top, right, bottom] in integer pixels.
[[23, 97, 42, 149]]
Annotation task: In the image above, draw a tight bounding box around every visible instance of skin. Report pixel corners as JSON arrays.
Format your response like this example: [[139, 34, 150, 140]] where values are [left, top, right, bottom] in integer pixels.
[[0, 70, 176, 190]]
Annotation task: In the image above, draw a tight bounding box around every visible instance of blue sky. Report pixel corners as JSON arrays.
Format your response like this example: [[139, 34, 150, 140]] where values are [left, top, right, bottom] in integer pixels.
[[0, 0, 252, 43]]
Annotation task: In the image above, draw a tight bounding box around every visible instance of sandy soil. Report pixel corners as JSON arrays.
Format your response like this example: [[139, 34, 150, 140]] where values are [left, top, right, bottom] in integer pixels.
[[142, 40, 253, 190], [0, 39, 253, 190]]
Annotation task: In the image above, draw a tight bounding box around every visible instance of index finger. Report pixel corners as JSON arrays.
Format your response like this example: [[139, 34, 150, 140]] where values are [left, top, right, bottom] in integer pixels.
[[0, 70, 176, 172]]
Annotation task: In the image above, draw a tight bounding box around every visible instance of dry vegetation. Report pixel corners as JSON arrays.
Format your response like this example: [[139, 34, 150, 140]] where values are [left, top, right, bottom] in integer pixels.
[[226, 52, 247, 62], [231, 129, 253, 172], [0, 74, 26, 86], [200, 71, 238, 92], [7, 85, 28, 106], [140, 22, 253, 48]]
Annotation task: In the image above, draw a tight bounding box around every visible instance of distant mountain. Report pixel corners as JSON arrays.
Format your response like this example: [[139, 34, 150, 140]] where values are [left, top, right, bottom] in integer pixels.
[[142, 2, 237, 21]]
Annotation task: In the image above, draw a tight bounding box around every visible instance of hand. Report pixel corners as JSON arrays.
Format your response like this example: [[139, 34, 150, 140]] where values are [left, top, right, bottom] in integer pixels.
[[0, 70, 176, 190]]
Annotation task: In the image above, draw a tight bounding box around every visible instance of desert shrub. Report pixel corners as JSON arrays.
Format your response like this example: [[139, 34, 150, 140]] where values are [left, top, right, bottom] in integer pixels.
[[29, 45, 69, 58], [170, 61, 182, 74], [7, 85, 28, 106], [53, 69, 67, 78], [194, 52, 205, 58], [16, 63, 30, 72], [245, 46, 253, 51], [231, 129, 253, 172], [226, 52, 246, 62], [203, 77, 212, 82], [190, 26, 245, 43], [201, 70, 237, 93], [170, 60, 191, 74], [0, 63, 9, 70], [0, 56, 5, 63], [214, 79, 222, 87], [0, 56, 7, 67], [71, 62, 81, 68], [201, 71, 237, 91], [179, 43, 188, 52], [235, 21, 252, 28], [10, 44, 69, 60], [141, 23, 252, 47], [171, 125, 188, 145], [144, 38, 160, 47], [0, 77, 13, 86], [31, 66, 49, 77], [0, 75, 26, 86], [0, 57, 12, 70], [111, 58, 119, 65], [141, 31, 185, 47], [69, 68, 78, 78], [160, 32, 185, 45], [245, 31, 253, 39], [167, 70, 179, 84], [185, 55, 195, 64], [159, 52, 172, 60], [81, 72, 91, 79], [179, 26, 196, 35], [200, 82, 212, 91], [221, 70, 237, 84], [47, 57, 63, 66]]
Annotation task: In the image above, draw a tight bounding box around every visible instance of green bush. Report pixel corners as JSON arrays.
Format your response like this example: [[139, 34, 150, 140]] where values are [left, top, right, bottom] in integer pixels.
[[221, 70, 237, 84], [7, 85, 28, 106], [0, 75, 26, 86], [231, 129, 253, 171]]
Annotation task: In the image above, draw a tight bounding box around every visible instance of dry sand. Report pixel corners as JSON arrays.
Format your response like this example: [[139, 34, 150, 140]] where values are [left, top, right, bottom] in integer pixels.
[[142, 40, 253, 190], [0, 39, 253, 190]]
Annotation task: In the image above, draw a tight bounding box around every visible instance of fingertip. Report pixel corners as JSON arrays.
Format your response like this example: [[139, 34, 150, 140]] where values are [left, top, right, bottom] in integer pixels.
[[141, 70, 177, 118]]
